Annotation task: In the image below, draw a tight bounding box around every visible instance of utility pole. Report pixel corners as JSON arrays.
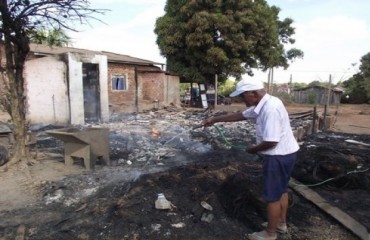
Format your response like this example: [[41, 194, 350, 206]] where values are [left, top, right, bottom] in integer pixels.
[[271, 67, 274, 94], [267, 68, 271, 93], [267, 68, 274, 94], [214, 74, 218, 109], [323, 74, 332, 131], [326, 74, 332, 108]]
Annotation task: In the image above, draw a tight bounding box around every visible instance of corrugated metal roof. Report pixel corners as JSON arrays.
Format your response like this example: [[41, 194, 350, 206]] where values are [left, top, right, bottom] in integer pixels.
[[30, 44, 164, 66], [293, 85, 344, 93]]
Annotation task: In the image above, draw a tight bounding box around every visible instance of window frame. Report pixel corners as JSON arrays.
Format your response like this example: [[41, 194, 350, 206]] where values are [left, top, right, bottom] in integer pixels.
[[111, 74, 128, 91]]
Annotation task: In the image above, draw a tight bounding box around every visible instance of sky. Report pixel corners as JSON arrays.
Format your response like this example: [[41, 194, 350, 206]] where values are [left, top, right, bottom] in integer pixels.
[[69, 0, 370, 85]]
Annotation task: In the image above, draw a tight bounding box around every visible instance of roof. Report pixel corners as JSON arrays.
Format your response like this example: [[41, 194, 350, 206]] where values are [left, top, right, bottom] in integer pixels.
[[29, 44, 164, 67], [293, 85, 344, 93]]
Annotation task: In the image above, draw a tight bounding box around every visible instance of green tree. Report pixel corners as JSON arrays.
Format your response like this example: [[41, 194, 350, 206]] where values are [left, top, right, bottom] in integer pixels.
[[341, 52, 370, 103], [0, 0, 105, 168], [307, 80, 326, 87], [275, 18, 304, 68], [155, 0, 303, 83], [29, 28, 71, 47], [359, 52, 370, 99], [218, 79, 236, 96], [290, 82, 307, 89]]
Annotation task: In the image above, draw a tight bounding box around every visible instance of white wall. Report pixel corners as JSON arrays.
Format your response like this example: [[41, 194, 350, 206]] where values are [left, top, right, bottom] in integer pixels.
[[25, 56, 69, 124]]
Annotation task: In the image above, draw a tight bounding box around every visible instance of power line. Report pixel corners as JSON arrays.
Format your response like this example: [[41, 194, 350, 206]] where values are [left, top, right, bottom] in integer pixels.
[[275, 70, 358, 73]]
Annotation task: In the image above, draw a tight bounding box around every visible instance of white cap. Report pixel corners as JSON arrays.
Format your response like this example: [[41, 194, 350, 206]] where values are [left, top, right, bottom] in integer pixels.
[[229, 79, 264, 97]]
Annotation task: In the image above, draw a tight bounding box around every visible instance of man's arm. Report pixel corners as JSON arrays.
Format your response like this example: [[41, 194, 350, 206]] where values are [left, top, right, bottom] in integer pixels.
[[203, 112, 245, 127], [247, 141, 278, 154]]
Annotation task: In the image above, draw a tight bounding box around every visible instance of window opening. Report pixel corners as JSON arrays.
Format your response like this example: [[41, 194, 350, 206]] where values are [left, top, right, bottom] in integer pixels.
[[112, 75, 127, 90]]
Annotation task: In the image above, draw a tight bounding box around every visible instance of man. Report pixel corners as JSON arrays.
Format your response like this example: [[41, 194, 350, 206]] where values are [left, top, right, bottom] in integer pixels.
[[203, 79, 299, 240]]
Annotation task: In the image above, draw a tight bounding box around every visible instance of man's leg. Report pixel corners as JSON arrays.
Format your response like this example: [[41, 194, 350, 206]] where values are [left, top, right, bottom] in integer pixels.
[[266, 200, 280, 235], [279, 192, 289, 224], [267, 192, 288, 231]]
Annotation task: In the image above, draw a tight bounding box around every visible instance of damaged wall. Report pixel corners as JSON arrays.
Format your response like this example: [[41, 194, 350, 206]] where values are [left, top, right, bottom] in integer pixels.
[[164, 74, 180, 107], [139, 72, 180, 111], [21, 43, 181, 125], [25, 56, 69, 124], [67, 53, 109, 125], [24, 52, 109, 125]]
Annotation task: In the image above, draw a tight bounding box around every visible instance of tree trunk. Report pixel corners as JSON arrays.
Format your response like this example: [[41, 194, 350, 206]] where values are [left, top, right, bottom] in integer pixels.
[[1, 31, 30, 166]]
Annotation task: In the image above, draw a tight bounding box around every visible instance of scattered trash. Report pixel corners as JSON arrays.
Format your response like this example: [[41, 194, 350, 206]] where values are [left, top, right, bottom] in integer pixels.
[[171, 222, 186, 228], [345, 139, 370, 147], [151, 224, 161, 232], [155, 193, 176, 210], [151, 128, 160, 137], [200, 201, 213, 211], [44, 189, 64, 205], [201, 212, 214, 223]]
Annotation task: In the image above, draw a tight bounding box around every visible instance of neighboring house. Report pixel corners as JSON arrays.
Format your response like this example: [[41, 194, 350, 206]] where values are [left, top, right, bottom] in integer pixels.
[[6, 44, 180, 125], [276, 83, 291, 94], [292, 85, 343, 105]]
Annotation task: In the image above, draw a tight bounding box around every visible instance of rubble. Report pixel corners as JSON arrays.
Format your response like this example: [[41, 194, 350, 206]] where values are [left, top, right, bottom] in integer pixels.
[[0, 107, 368, 240]]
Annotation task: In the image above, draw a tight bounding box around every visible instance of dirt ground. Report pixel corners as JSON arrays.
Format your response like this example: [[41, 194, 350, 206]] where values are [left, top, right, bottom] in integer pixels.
[[0, 103, 369, 240], [216, 103, 370, 135]]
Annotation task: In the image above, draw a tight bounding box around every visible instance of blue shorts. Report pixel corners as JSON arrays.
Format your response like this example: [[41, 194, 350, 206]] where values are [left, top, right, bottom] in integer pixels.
[[262, 152, 296, 202]]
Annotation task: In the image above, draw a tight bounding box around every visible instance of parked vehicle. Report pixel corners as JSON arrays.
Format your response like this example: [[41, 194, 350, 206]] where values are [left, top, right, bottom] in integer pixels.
[[206, 94, 232, 105]]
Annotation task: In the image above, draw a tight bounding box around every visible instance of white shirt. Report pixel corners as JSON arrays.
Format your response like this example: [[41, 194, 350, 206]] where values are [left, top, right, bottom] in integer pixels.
[[242, 94, 299, 155]]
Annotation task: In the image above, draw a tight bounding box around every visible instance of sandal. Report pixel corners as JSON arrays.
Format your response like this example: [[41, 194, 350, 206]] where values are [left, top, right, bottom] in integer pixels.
[[261, 222, 288, 234], [247, 231, 277, 240]]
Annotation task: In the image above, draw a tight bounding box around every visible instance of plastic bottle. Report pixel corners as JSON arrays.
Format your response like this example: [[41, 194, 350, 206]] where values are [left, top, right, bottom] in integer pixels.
[[155, 193, 171, 210]]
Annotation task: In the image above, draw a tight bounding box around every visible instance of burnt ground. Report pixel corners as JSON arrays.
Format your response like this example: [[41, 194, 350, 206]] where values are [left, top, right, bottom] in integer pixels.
[[0, 106, 369, 240]]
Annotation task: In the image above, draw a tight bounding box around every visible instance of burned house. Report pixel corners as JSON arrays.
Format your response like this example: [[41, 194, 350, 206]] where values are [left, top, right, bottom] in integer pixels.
[[20, 44, 180, 125], [292, 85, 343, 105]]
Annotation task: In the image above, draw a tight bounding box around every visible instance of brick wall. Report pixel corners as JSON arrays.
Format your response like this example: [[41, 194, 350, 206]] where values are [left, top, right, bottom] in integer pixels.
[[107, 63, 180, 114], [142, 72, 164, 101], [107, 63, 137, 113]]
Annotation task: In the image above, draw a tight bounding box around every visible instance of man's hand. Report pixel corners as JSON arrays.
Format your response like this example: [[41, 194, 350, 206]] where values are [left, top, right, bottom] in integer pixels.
[[246, 145, 258, 154], [202, 118, 216, 128]]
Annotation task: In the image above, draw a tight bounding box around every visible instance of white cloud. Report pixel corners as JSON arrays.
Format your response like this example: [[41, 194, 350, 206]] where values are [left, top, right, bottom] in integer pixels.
[[250, 15, 370, 84], [70, 2, 166, 63], [90, 0, 163, 4], [71, 1, 370, 85], [296, 16, 370, 48]]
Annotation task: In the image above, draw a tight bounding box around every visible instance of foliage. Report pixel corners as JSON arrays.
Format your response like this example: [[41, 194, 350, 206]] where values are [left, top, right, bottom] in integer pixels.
[[290, 82, 307, 89], [28, 28, 71, 47], [273, 91, 293, 104], [0, 0, 106, 165], [307, 80, 325, 87], [341, 52, 370, 104], [308, 91, 317, 105], [155, 0, 303, 83], [180, 83, 191, 95], [341, 73, 368, 103], [218, 79, 236, 96]]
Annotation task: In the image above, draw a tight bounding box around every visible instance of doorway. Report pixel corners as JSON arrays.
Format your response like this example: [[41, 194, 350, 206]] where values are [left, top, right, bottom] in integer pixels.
[[82, 63, 100, 122]]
